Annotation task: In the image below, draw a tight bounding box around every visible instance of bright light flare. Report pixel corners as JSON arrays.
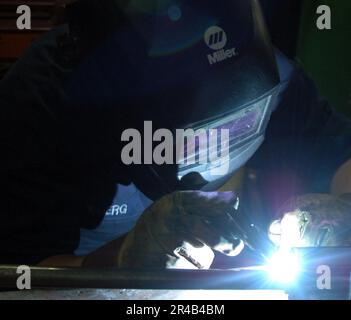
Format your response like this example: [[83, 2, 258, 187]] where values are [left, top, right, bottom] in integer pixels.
[[269, 212, 307, 249], [266, 249, 301, 284]]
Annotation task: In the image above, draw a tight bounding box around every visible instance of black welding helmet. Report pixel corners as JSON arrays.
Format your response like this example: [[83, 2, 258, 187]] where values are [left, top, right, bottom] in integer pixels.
[[68, 0, 281, 200]]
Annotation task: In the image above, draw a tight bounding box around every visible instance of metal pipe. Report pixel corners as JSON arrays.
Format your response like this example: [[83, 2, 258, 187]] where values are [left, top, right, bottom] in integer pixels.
[[0, 265, 282, 290]]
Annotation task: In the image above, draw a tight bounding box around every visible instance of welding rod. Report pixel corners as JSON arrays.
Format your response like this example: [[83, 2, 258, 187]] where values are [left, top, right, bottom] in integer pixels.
[[0, 266, 282, 290]]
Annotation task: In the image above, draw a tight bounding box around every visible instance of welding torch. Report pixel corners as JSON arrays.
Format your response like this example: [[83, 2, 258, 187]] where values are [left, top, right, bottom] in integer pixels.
[[149, 167, 275, 266], [225, 202, 276, 261], [175, 199, 276, 268]]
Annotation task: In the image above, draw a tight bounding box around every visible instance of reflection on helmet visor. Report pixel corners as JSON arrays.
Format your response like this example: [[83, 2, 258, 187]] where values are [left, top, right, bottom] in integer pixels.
[[181, 95, 272, 164]]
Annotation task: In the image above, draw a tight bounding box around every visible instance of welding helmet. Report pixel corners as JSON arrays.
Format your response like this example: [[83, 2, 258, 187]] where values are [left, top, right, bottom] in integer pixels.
[[68, 0, 281, 200]]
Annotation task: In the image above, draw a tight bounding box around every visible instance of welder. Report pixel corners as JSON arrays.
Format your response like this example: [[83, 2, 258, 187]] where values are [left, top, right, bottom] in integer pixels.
[[0, 0, 350, 269]]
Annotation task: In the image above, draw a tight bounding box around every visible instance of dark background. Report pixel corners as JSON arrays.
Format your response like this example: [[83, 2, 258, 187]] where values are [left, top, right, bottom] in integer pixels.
[[261, 0, 303, 59], [0, 0, 303, 76], [1, 0, 350, 116]]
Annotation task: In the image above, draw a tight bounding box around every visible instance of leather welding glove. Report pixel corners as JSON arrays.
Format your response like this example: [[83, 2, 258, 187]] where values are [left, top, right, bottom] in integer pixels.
[[117, 191, 244, 269], [268, 193, 351, 248]]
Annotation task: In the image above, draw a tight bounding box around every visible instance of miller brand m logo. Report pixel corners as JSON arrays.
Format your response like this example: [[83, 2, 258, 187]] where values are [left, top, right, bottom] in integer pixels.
[[204, 26, 227, 50], [208, 31, 224, 47]]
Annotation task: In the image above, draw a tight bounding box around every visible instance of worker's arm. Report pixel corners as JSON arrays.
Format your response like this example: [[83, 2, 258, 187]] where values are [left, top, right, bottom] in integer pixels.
[[331, 159, 351, 195], [37, 236, 127, 268], [37, 255, 85, 268], [38, 191, 243, 269], [291, 67, 351, 195]]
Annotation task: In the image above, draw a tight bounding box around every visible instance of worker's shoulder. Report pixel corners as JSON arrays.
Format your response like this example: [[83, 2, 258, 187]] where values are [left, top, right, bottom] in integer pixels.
[[31, 24, 69, 51], [274, 49, 296, 91], [273, 49, 325, 114], [0, 25, 74, 123], [1, 25, 70, 85]]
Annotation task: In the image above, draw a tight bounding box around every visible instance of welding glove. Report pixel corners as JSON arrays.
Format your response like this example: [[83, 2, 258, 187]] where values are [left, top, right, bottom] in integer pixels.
[[268, 193, 351, 248], [117, 191, 244, 269]]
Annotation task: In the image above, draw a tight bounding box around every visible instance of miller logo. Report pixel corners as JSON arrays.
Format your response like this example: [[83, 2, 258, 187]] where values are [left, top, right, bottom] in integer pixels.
[[204, 26, 227, 50], [204, 26, 237, 65]]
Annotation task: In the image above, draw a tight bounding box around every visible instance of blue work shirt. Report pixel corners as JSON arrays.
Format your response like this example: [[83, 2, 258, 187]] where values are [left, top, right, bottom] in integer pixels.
[[75, 184, 152, 255]]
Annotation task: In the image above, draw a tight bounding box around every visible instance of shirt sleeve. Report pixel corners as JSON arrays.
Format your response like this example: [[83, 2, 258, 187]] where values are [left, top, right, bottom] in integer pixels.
[[284, 67, 351, 193], [246, 65, 351, 226]]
